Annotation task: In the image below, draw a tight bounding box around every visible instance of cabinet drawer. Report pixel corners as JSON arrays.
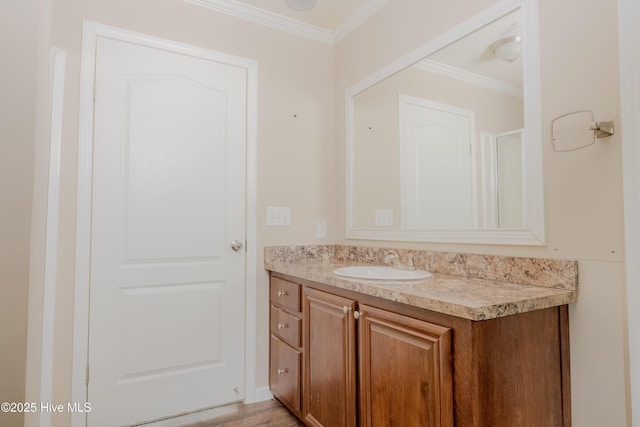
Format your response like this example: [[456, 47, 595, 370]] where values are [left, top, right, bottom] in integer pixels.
[[271, 305, 302, 347], [270, 277, 301, 312], [270, 335, 301, 413]]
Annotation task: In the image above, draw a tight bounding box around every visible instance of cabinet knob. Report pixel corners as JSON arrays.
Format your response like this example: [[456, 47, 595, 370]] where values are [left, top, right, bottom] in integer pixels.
[[343, 306, 352, 314], [354, 310, 362, 320], [277, 323, 288, 330], [277, 290, 288, 297], [277, 368, 288, 375]]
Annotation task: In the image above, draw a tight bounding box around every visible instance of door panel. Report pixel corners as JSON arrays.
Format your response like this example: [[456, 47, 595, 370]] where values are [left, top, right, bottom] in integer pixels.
[[125, 76, 227, 261], [120, 282, 224, 378], [88, 36, 247, 426], [400, 95, 475, 230]]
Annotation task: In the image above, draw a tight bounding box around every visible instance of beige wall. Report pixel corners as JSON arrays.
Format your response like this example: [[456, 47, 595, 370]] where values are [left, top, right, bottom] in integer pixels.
[[0, 1, 39, 426], [336, 0, 628, 425]]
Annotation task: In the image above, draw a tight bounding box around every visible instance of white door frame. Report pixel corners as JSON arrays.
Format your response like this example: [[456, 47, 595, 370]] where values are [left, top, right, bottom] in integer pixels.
[[619, 0, 640, 423], [32, 47, 66, 427], [71, 21, 258, 427]]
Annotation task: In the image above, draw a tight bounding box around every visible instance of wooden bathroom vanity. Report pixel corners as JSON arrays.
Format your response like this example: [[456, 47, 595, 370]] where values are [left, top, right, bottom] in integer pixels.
[[266, 247, 577, 427]]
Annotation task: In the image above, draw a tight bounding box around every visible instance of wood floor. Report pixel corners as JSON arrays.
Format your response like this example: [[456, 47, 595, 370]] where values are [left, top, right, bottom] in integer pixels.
[[142, 400, 303, 427]]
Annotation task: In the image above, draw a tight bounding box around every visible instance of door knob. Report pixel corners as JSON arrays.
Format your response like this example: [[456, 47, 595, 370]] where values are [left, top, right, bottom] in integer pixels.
[[231, 240, 244, 251]]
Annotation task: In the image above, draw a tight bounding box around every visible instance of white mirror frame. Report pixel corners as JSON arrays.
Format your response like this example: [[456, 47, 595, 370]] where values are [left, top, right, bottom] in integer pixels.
[[345, 0, 544, 246]]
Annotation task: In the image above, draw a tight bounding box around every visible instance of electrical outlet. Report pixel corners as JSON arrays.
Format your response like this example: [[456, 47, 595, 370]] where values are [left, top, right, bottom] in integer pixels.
[[266, 207, 291, 226], [375, 209, 393, 226]]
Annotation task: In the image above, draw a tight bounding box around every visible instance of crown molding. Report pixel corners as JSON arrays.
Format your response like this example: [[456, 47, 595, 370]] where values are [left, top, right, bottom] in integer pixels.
[[185, 0, 388, 45], [185, 0, 332, 44], [415, 59, 522, 98]]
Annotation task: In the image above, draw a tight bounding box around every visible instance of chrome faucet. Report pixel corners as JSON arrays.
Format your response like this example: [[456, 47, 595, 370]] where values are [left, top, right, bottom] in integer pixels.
[[383, 251, 415, 270]]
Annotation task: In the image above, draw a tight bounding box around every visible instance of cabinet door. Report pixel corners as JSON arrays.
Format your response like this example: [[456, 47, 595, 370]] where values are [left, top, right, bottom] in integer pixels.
[[303, 287, 357, 427], [358, 304, 453, 427]]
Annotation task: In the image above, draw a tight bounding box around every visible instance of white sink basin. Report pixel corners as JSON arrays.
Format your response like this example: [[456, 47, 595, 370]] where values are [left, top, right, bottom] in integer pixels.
[[334, 266, 432, 281]]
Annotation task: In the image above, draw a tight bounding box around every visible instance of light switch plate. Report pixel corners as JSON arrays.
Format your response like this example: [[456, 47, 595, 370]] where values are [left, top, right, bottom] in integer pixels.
[[266, 207, 291, 226], [316, 219, 327, 238], [375, 209, 393, 226]]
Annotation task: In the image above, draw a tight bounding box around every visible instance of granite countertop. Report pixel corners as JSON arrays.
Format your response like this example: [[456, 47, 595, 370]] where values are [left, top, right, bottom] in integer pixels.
[[265, 247, 578, 321]]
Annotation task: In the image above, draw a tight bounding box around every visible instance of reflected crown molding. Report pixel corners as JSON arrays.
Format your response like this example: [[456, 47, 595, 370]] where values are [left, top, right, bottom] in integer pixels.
[[184, 0, 389, 45], [415, 59, 522, 98]]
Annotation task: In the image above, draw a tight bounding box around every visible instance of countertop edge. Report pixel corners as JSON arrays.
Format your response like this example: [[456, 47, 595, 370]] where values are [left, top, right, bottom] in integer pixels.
[[265, 260, 577, 321]]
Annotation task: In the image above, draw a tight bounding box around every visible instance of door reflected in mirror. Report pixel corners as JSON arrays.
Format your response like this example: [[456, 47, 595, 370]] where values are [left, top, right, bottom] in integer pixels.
[[346, 1, 544, 245]]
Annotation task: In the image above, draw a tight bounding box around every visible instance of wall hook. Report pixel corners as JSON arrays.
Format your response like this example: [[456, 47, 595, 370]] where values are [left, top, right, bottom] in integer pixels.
[[589, 120, 615, 139]]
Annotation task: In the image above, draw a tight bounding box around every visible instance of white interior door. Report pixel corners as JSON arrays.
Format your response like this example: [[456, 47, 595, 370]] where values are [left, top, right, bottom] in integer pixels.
[[88, 36, 247, 426], [399, 95, 476, 230]]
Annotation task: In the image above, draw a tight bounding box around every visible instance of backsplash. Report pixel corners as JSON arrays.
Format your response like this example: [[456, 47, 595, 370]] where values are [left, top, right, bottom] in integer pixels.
[[264, 245, 578, 291], [264, 244, 335, 263]]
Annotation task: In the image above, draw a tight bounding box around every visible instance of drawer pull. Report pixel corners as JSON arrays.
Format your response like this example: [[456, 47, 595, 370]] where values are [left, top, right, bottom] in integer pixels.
[[343, 306, 351, 314], [277, 290, 288, 297], [277, 322, 288, 330], [277, 368, 288, 375], [354, 310, 363, 320]]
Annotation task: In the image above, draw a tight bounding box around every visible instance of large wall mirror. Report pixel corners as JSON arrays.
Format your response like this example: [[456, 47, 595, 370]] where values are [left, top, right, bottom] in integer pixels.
[[345, 0, 544, 245]]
